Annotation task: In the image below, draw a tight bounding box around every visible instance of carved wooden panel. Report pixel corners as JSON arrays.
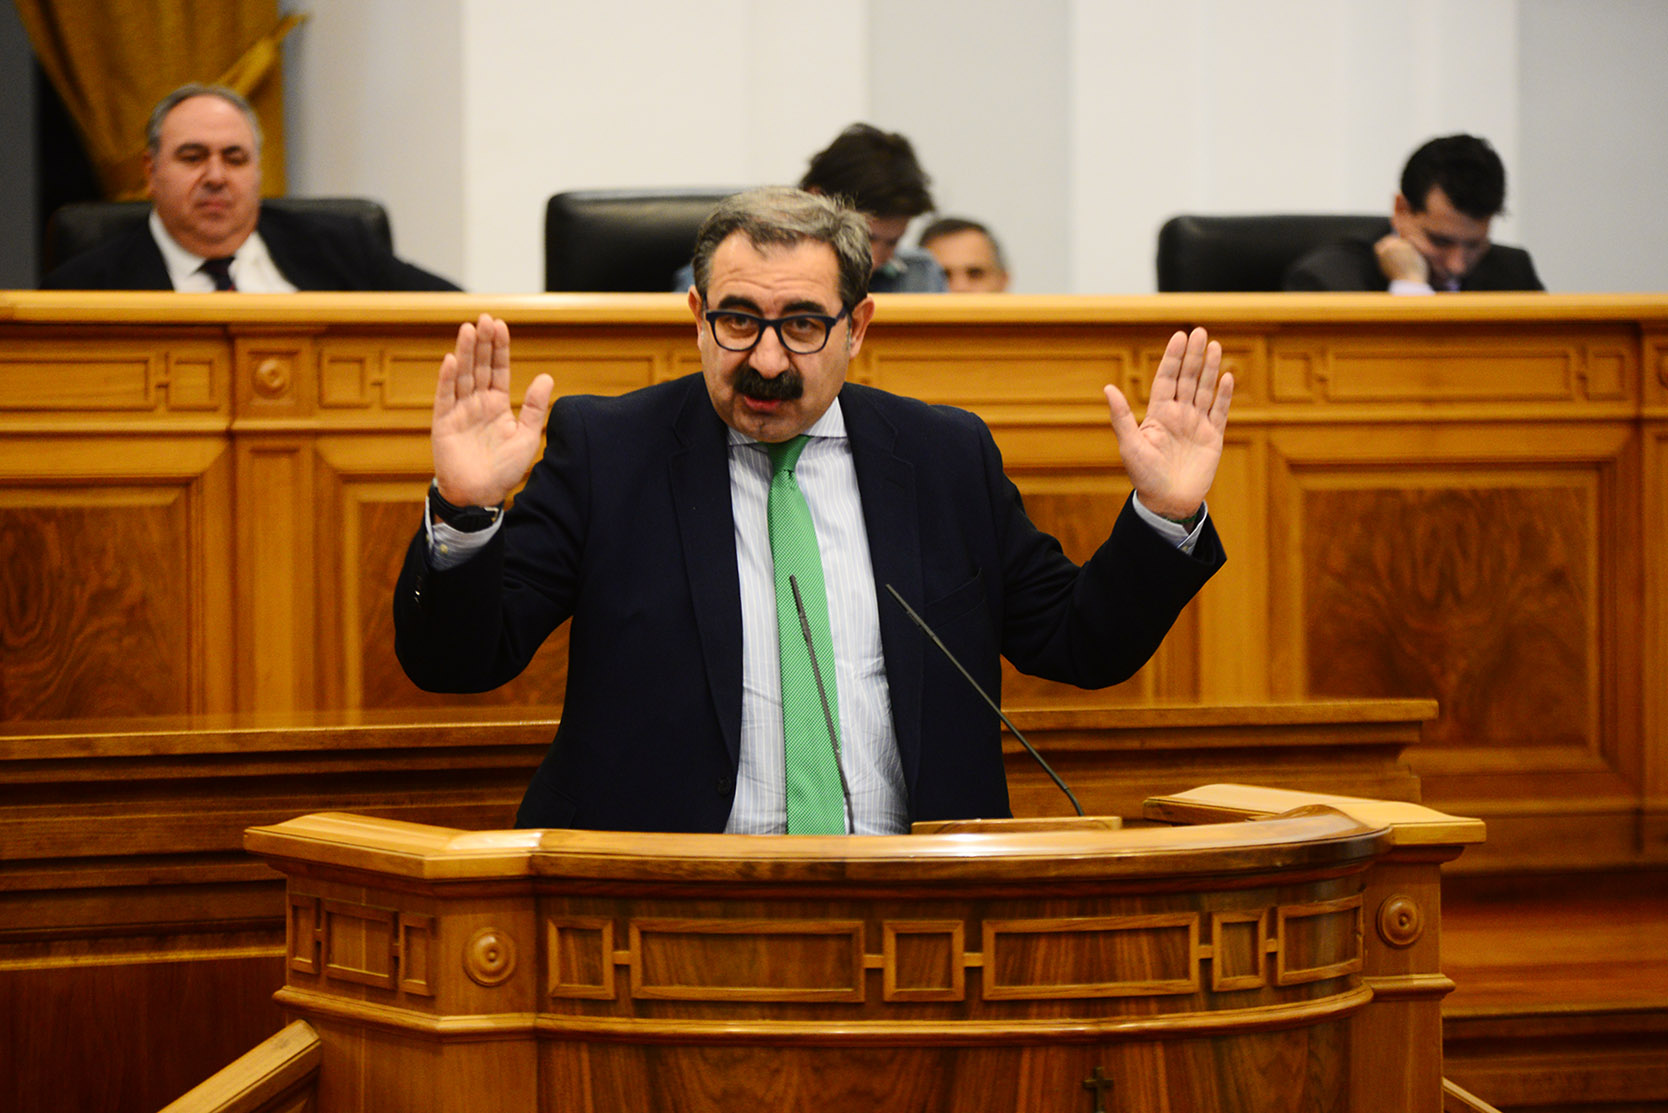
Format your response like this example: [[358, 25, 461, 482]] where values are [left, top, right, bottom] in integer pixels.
[[629, 918, 867, 1003], [1301, 482, 1593, 751], [983, 913, 1202, 999], [1268, 327, 1640, 409], [867, 332, 1133, 407], [0, 329, 228, 416], [0, 439, 232, 720]]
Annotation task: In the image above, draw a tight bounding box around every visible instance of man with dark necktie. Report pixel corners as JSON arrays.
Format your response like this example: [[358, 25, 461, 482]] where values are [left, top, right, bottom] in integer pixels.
[[1283, 133, 1544, 294], [42, 83, 458, 293], [394, 187, 1233, 835]]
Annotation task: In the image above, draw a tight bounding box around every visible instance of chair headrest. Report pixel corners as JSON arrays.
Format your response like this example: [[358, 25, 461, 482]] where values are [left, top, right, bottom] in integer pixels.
[[544, 189, 741, 292]]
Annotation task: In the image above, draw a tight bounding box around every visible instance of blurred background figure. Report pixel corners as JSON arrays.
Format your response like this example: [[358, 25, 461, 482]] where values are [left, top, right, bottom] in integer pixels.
[[920, 216, 1010, 292]]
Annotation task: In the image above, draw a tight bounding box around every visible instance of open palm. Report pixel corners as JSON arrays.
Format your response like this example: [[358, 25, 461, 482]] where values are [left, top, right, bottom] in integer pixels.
[[432, 314, 555, 507], [1104, 327, 1233, 521]]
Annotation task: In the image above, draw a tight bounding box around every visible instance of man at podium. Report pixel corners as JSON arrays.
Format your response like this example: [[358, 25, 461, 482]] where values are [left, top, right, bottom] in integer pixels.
[[393, 187, 1233, 835]]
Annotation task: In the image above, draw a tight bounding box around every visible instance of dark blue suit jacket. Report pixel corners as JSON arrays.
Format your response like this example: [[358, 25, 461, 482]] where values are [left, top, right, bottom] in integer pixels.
[[394, 375, 1224, 832], [42, 206, 460, 291]]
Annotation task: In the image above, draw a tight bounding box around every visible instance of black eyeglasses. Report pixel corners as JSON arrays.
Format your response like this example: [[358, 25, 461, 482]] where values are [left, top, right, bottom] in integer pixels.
[[703, 307, 850, 355]]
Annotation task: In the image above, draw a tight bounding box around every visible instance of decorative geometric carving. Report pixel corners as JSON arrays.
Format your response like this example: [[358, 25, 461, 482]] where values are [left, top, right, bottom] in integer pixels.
[[288, 894, 322, 974], [548, 916, 615, 999], [1271, 352, 1321, 402], [1302, 484, 1592, 750], [1376, 894, 1424, 949], [0, 351, 156, 408], [463, 926, 517, 988], [398, 913, 437, 996], [982, 914, 1201, 1000], [1276, 896, 1363, 986], [164, 355, 220, 408], [1579, 347, 1628, 400], [882, 920, 965, 1002], [629, 918, 865, 1002], [1323, 344, 1577, 402], [290, 895, 433, 994], [1209, 910, 1269, 991], [252, 357, 291, 399], [321, 900, 398, 989], [320, 353, 374, 407]]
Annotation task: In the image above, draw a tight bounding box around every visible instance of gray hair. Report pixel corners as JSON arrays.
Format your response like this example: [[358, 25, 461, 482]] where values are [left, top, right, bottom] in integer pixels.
[[146, 83, 263, 159], [691, 187, 871, 312]]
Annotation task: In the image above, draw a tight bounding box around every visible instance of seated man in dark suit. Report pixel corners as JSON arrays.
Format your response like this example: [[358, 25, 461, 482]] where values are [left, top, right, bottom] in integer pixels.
[[1284, 133, 1543, 293], [43, 83, 459, 292], [396, 187, 1233, 835]]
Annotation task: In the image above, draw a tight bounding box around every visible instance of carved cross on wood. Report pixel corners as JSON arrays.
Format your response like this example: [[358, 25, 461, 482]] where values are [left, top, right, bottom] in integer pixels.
[[1083, 1065, 1115, 1112]]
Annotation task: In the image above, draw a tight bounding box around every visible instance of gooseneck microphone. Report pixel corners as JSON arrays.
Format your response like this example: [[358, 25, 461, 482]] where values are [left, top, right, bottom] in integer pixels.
[[884, 583, 1084, 817], [789, 575, 854, 831]]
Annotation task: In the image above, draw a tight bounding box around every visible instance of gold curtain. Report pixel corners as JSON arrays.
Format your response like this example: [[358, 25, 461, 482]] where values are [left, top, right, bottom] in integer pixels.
[[14, 0, 305, 199]]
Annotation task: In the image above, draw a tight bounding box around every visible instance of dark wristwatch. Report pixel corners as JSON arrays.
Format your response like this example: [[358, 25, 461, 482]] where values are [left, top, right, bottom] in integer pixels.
[[428, 480, 503, 532]]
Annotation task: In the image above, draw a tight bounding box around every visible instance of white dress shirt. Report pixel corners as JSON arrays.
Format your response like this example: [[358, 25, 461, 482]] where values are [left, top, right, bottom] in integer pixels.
[[149, 211, 298, 293]]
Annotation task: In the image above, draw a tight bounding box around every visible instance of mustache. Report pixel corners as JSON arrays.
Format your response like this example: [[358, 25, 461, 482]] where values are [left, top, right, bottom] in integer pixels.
[[735, 364, 803, 401]]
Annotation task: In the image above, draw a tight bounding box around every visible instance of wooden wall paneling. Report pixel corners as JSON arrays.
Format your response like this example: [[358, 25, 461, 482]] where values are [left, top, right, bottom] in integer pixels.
[[311, 436, 429, 711], [1644, 330, 1668, 860], [506, 324, 685, 394], [231, 327, 319, 714], [0, 436, 234, 720], [0, 325, 228, 423], [1264, 419, 1642, 871], [3, 290, 1667, 872], [234, 438, 317, 713]]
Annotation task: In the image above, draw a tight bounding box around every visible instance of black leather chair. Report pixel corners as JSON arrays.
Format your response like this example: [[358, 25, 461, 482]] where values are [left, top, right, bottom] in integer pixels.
[[543, 188, 740, 292], [41, 197, 395, 277], [1155, 213, 1388, 292]]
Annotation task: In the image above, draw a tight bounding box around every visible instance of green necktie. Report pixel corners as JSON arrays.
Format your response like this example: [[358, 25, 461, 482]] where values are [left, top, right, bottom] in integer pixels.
[[766, 436, 846, 834]]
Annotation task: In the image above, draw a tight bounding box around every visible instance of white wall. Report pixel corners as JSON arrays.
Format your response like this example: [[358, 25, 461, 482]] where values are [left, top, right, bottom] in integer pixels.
[[1517, 0, 1668, 292], [869, 0, 1072, 292], [281, 0, 1668, 293], [283, 0, 466, 285]]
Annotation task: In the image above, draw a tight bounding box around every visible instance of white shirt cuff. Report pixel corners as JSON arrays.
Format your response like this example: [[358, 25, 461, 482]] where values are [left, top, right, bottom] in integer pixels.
[[1131, 492, 1208, 555]]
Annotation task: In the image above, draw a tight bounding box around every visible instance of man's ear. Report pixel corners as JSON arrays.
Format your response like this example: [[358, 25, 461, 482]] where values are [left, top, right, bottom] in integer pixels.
[[1390, 192, 1415, 237], [845, 296, 877, 355], [688, 285, 704, 330]]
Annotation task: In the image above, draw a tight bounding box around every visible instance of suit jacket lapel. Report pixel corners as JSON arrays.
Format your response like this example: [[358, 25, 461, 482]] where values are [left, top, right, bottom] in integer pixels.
[[841, 385, 926, 794], [667, 380, 746, 767]]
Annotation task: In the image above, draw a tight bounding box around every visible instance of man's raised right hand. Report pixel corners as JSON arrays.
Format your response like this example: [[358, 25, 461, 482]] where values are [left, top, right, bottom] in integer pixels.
[[431, 314, 555, 507]]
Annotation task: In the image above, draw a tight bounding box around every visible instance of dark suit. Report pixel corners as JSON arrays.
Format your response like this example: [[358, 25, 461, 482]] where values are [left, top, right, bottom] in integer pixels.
[[1283, 222, 1543, 291], [394, 375, 1224, 832], [42, 206, 459, 291]]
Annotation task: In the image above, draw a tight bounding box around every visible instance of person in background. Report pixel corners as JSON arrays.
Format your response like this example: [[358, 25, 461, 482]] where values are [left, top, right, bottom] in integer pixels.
[[43, 83, 459, 292], [676, 123, 946, 293], [1283, 133, 1542, 293], [920, 217, 1010, 292]]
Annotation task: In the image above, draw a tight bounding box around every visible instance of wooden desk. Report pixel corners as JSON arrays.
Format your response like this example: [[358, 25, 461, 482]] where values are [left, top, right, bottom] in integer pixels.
[[2, 290, 1664, 877], [0, 701, 1432, 1113], [233, 788, 1482, 1112]]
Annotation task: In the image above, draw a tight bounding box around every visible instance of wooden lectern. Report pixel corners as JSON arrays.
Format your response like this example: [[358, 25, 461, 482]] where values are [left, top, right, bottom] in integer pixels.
[[216, 786, 1483, 1113]]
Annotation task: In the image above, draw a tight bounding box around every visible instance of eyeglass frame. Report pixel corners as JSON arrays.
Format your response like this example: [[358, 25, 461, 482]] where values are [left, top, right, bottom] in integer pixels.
[[701, 305, 852, 355]]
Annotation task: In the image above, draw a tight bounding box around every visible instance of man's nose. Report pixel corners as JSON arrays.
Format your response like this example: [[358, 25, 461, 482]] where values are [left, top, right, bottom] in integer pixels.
[[750, 326, 792, 373]]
